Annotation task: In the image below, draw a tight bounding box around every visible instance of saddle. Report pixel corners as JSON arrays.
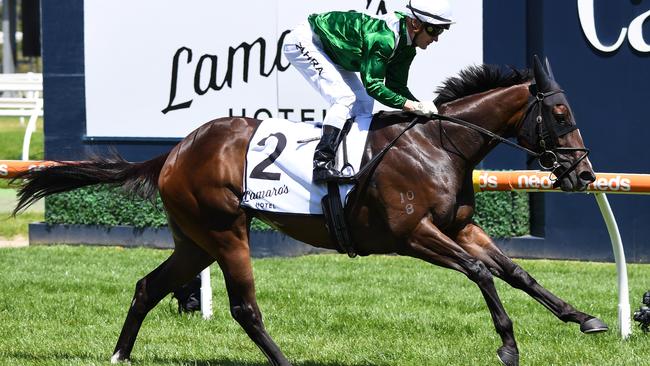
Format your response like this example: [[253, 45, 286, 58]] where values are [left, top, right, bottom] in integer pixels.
[[241, 113, 422, 258], [321, 114, 424, 258]]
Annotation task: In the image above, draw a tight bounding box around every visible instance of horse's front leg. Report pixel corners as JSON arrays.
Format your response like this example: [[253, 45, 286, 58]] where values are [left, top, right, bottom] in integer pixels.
[[401, 217, 519, 366], [453, 222, 608, 333]]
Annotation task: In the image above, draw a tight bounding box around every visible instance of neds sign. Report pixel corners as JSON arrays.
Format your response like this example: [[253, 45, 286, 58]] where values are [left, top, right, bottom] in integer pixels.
[[578, 0, 650, 53]]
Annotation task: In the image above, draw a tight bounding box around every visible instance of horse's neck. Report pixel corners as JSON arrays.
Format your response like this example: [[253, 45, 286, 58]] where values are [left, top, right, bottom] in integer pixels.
[[433, 84, 530, 166]]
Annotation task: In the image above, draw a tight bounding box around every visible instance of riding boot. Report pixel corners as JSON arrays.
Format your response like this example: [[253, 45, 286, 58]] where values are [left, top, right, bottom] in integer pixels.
[[313, 125, 343, 183]]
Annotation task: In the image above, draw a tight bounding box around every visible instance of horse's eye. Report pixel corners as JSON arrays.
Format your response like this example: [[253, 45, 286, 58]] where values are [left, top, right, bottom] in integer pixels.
[[552, 105, 569, 125]]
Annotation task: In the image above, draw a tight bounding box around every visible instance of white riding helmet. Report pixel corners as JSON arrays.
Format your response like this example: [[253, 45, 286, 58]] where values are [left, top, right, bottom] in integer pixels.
[[404, 0, 454, 25]]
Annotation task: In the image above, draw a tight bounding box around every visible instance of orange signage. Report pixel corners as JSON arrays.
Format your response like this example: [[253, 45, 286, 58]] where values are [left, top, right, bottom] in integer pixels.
[[0, 160, 61, 179], [2, 161, 650, 195], [473, 170, 650, 194]]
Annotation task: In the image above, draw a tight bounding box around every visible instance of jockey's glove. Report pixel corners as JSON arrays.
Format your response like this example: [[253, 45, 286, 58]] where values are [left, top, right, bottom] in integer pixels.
[[407, 100, 438, 117]]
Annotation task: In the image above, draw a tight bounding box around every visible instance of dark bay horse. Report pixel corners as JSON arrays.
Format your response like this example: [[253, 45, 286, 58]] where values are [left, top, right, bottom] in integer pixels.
[[14, 57, 606, 366]]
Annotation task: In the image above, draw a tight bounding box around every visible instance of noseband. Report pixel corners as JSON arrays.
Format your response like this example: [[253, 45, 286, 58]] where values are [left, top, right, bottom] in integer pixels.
[[519, 88, 590, 187]]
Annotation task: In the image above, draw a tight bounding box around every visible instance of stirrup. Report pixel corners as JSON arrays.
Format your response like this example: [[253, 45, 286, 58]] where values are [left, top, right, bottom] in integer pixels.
[[313, 167, 358, 184], [313, 167, 342, 183]]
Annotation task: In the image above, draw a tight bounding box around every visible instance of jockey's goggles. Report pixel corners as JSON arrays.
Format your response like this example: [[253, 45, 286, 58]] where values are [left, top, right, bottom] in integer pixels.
[[423, 23, 448, 37]]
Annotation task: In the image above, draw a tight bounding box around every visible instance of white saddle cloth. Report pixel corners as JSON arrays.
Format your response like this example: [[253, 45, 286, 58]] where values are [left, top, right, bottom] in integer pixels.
[[241, 117, 372, 215]]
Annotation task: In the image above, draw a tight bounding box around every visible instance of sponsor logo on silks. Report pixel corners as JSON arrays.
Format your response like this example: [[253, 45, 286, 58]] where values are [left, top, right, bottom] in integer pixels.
[[294, 42, 324, 76], [578, 0, 650, 53]]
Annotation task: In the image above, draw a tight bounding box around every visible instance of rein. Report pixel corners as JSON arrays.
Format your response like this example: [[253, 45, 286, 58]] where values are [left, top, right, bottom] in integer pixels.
[[347, 90, 588, 186]]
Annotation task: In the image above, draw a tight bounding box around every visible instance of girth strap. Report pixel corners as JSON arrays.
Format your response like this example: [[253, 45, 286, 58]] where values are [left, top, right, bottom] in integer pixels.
[[321, 181, 357, 258]]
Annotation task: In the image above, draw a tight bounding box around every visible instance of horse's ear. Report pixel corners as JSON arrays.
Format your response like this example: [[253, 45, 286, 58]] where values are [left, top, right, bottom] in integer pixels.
[[532, 55, 551, 91], [544, 57, 556, 81]]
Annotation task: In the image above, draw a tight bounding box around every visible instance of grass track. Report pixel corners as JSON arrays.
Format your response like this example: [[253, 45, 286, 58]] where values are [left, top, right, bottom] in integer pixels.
[[0, 188, 44, 239], [0, 116, 44, 161], [0, 116, 45, 239], [1, 246, 650, 365], [0, 211, 43, 238]]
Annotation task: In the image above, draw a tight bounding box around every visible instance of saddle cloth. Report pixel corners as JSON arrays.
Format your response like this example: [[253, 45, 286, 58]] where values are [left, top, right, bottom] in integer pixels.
[[241, 116, 372, 215]]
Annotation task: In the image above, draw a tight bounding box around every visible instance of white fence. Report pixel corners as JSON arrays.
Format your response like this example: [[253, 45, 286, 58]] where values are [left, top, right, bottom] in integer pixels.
[[0, 73, 43, 160]]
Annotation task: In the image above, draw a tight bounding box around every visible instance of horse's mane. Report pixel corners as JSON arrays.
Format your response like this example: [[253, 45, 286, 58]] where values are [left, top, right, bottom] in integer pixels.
[[434, 64, 533, 105]]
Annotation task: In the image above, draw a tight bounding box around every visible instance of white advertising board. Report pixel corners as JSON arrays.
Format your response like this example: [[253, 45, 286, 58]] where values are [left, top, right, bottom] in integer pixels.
[[84, 0, 482, 138]]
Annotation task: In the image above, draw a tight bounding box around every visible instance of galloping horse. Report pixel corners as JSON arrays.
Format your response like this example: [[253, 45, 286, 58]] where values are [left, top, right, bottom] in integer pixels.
[[14, 57, 606, 366]]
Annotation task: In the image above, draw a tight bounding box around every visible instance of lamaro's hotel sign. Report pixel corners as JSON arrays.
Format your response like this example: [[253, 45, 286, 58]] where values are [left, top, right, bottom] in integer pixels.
[[83, 0, 482, 138]]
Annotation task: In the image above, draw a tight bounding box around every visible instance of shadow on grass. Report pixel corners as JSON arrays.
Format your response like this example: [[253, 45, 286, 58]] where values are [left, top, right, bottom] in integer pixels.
[[148, 356, 379, 366], [7, 351, 378, 366]]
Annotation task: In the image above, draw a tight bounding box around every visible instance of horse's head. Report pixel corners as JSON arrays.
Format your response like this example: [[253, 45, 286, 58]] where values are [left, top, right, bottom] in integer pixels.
[[517, 55, 595, 191]]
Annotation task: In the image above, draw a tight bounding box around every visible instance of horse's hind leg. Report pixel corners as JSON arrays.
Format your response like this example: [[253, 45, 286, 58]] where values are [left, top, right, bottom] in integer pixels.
[[111, 221, 215, 363], [454, 223, 608, 333], [206, 226, 291, 366], [403, 218, 519, 366]]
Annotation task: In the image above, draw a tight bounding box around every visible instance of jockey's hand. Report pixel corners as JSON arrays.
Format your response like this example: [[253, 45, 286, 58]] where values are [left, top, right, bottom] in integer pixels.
[[404, 100, 438, 117]]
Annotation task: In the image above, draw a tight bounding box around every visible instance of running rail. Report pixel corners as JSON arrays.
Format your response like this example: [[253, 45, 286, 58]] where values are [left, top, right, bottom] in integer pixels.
[[0, 161, 640, 335]]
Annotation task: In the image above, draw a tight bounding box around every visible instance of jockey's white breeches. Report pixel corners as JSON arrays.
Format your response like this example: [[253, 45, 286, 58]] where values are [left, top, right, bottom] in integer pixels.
[[283, 22, 374, 130]]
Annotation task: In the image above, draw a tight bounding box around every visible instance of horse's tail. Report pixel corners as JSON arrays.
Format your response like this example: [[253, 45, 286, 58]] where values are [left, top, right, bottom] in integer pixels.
[[12, 152, 170, 215]]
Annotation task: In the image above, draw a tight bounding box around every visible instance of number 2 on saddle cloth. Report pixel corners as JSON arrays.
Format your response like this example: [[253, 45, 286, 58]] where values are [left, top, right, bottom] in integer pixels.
[[242, 117, 375, 257]]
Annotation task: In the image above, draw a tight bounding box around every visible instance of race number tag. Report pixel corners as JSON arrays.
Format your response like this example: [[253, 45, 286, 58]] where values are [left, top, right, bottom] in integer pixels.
[[241, 117, 371, 215]]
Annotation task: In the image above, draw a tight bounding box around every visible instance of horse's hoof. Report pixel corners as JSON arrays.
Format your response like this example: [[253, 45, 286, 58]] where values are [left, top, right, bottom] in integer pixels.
[[110, 351, 130, 364], [497, 347, 519, 366], [580, 317, 609, 333]]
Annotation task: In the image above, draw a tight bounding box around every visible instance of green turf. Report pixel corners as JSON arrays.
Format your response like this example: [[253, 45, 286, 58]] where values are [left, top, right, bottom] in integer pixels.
[[0, 188, 44, 212], [0, 189, 44, 239], [0, 211, 43, 239], [0, 116, 44, 190], [0, 246, 649, 365], [0, 179, 17, 190], [0, 188, 17, 208], [0, 117, 45, 236], [0, 116, 44, 161]]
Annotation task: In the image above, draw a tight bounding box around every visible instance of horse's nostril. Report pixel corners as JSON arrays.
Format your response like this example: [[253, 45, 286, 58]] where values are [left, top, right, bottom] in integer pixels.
[[579, 171, 596, 183]]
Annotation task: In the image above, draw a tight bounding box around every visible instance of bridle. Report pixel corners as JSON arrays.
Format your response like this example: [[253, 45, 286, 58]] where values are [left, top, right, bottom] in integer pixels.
[[347, 83, 590, 188], [518, 86, 590, 187], [396, 87, 590, 187]]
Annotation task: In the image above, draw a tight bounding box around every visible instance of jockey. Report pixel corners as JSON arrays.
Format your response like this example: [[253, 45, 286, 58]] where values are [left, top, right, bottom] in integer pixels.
[[283, 0, 453, 183]]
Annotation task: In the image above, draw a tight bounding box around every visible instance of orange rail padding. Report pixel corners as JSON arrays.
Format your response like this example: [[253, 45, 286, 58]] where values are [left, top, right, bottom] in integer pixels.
[[2, 161, 650, 195], [473, 170, 650, 194], [0, 160, 62, 179]]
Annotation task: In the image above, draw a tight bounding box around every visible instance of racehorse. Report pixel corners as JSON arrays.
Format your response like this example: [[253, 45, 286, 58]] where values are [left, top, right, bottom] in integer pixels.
[[14, 56, 606, 366]]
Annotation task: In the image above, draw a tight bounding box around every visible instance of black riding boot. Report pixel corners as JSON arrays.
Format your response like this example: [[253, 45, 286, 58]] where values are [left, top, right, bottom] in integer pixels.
[[313, 125, 343, 183]]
